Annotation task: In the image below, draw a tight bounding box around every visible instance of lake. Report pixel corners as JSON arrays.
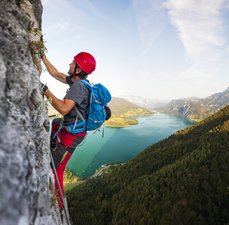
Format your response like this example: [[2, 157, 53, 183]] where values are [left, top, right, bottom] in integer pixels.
[[67, 113, 194, 177]]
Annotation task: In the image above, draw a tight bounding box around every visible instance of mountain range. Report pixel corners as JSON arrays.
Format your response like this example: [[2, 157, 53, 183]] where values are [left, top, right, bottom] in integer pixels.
[[47, 88, 229, 124], [66, 105, 229, 225], [156, 87, 229, 121]]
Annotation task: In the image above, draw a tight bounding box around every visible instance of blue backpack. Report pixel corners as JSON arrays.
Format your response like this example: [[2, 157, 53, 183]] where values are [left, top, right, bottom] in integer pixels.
[[65, 80, 111, 134]]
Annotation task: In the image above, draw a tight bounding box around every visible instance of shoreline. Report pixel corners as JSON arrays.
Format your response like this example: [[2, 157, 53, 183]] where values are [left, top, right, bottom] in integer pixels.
[[105, 111, 155, 128]]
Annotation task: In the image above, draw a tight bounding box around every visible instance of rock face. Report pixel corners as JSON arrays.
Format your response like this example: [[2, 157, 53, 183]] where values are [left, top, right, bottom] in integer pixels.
[[0, 1, 59, 224]]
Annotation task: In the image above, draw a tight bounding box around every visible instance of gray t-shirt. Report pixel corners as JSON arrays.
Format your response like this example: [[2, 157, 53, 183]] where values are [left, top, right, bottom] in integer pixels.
[[63, 77, 90, 125]]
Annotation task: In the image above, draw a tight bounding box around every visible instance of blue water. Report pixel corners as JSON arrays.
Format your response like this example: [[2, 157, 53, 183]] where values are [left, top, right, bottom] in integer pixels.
[[67, 113, 194, 177]]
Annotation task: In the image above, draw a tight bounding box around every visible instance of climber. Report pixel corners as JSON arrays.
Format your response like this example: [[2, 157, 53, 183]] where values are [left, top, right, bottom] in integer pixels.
[[39, 51, 96, 211]]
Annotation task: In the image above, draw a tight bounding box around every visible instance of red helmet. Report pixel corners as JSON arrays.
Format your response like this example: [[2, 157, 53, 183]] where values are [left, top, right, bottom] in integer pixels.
[[74, 52, 96, 74]]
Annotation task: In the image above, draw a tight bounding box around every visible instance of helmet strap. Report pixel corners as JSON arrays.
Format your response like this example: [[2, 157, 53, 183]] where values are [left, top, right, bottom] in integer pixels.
[[70, 64, 78, 79], [73, 64, 78, 75]]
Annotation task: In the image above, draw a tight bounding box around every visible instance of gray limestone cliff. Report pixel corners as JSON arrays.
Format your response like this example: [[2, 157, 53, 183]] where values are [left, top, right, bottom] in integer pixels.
[[0, 0, 60, 224]]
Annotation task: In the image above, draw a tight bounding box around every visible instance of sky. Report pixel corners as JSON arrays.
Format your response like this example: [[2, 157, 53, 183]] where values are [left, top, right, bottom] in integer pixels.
[[40, 0, 229, 100]]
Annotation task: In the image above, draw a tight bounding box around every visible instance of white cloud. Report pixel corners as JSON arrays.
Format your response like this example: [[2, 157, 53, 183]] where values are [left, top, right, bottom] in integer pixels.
[[162, 0, 229, 98], [130, 0, 167, 54], [164, 0, 226, 59], [44, 21, 71, 34], [225, 0, 229, 8], [79, 0, 115, 25]]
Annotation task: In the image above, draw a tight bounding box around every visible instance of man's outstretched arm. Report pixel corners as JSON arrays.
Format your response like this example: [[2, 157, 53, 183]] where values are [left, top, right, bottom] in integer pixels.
[[44, 89, 75, 116], [41, 54, 67, 84]]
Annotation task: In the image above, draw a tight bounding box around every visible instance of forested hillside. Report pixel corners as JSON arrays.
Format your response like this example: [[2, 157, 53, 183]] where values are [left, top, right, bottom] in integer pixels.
[[67, 105, 229, 225], [107, 97, 152, 117]]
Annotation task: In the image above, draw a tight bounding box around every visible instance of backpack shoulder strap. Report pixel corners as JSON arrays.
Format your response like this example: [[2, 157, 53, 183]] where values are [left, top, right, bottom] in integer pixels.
[[79, 79, 92, 91]]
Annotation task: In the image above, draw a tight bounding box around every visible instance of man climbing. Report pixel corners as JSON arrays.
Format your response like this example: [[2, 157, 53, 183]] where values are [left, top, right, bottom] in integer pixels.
[[40, 51, 96, 213]]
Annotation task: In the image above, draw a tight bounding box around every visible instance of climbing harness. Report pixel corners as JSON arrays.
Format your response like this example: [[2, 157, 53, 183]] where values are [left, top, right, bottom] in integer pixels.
[[63, 107, 86, 134]]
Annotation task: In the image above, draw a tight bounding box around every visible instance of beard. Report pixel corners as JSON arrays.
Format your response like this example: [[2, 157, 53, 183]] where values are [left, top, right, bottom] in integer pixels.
[[68, 69, 72, 75]]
